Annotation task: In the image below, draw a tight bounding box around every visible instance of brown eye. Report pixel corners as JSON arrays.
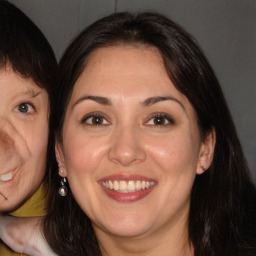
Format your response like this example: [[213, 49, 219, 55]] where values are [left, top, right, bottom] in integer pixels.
[[153, 116, 166, 125], [146, 113, 175, 126], [82, 113, 110, 126], [91, 116, 104, 125]]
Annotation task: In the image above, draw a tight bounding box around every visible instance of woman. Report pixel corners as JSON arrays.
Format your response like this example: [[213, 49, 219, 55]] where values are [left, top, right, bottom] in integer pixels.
[[0, 0, 57, 255], [43, 12, 256, 256]]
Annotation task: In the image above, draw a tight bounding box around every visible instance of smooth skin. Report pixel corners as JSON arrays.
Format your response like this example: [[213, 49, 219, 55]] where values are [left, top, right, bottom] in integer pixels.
[[0, 65, 49, 212], [57, 46, 215, 256]]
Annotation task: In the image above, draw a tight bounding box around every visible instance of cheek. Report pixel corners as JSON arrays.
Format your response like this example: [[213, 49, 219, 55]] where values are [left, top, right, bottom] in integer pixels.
[[63, 132, 109, 178], [146, 131, 199, 178], [146, 133, 199, 216], [25, 120, 49, 157], [18, 116, 49, 188]]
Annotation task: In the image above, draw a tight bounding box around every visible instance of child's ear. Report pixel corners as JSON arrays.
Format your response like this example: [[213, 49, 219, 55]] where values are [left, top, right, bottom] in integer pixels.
[[196, 128, 216, 174], [55, 141, 67, 177]]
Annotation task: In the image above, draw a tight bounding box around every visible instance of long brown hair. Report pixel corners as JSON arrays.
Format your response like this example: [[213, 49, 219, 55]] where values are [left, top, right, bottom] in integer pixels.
[[44, 12, 256, 256]]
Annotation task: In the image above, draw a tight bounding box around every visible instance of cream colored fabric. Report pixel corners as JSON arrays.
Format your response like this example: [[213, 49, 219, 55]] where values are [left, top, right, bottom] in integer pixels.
[[0, 182, 47, 256]]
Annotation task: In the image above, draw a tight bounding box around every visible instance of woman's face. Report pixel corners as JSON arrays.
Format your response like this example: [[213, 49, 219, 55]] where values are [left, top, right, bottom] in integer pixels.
[[57, 46, 214, 239], [0, 65, 49, 212]]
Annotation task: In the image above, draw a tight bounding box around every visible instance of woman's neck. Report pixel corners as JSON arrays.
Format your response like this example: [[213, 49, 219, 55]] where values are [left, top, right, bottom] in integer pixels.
[[94, 212, 194, 256]]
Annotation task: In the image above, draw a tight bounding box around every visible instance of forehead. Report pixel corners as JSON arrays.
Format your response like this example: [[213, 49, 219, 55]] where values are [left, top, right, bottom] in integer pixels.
[[75, 47, 170, 93], [83, 45, 165, 80], [71, 46, 192, 108]]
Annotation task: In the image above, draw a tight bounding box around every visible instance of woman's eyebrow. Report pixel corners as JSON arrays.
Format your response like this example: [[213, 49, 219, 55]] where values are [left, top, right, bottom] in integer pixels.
[[143, 96, 186, 113], [72, 95, 111, 110], [72, 95, 186, 113], [143, 96, 183, 107]]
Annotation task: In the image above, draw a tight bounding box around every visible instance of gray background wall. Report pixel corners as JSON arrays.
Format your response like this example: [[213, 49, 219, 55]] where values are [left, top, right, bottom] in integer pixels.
[[9, 0, 256, 180]]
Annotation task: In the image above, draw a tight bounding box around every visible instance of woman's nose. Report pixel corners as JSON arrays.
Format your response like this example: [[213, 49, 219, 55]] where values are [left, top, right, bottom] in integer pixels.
[[108, 125, 146, 166]]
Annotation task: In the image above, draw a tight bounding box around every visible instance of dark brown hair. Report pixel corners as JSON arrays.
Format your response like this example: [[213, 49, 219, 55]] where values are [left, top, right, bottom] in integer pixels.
[[0, 0, 57, 176], [44, 12, 256, 256]]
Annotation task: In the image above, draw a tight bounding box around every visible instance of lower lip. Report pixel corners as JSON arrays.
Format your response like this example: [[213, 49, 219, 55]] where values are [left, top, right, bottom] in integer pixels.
[[100, 184, 155, 203]]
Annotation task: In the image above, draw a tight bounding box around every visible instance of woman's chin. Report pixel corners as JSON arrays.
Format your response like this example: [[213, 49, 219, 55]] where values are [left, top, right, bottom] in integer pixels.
[[95, 217, 153, 239]]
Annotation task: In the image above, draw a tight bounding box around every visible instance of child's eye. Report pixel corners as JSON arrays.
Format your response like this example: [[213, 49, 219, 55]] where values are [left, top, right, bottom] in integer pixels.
[[145, 113, 175, 126], [14, 103, 35, 114], [81, 113, 110, 126]]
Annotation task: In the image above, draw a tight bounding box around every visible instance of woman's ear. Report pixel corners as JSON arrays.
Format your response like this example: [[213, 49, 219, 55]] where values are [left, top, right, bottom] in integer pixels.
[[55, 142, 67, 177], [196, 128, 216, 175]]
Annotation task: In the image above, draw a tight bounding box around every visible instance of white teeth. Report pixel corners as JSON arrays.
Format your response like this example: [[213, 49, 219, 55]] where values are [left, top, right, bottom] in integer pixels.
[[113, 180, 119, 191], [127, 181, 135, 191], [119, 180, 127, 190], [109, 180, 113, 189], [0, 172, 14, 182], [102, 180, 155, 192], [135, 180, 141, 190]]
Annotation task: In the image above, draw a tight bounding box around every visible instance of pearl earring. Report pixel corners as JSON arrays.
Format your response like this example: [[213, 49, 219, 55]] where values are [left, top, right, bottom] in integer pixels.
[[59, 177, 68, 197]]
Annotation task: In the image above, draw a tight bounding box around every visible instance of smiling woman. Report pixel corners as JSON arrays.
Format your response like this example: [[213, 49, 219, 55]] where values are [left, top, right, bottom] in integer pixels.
[[44, 12, 256, 256], [56, 46, 214, 244], [0, 0, 57, 255]]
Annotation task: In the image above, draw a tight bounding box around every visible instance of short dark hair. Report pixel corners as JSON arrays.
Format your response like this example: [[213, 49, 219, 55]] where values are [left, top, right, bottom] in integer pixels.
[[0, 0, 56, 93], [44, 12, 256, 256], [0, 0, 57, 180]]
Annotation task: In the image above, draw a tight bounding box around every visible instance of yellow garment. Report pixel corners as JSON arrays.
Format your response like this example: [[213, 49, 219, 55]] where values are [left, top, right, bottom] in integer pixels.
[[0, 182, 47, 256]]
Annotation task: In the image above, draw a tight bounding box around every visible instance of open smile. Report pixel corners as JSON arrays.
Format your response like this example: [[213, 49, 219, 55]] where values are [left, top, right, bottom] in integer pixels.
[[99, 175, 157, 202], [101, 180, 155, 193]]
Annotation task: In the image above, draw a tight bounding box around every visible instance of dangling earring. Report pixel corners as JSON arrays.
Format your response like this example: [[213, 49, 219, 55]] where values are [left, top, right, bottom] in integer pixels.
[[59, 177, 68, 197]]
